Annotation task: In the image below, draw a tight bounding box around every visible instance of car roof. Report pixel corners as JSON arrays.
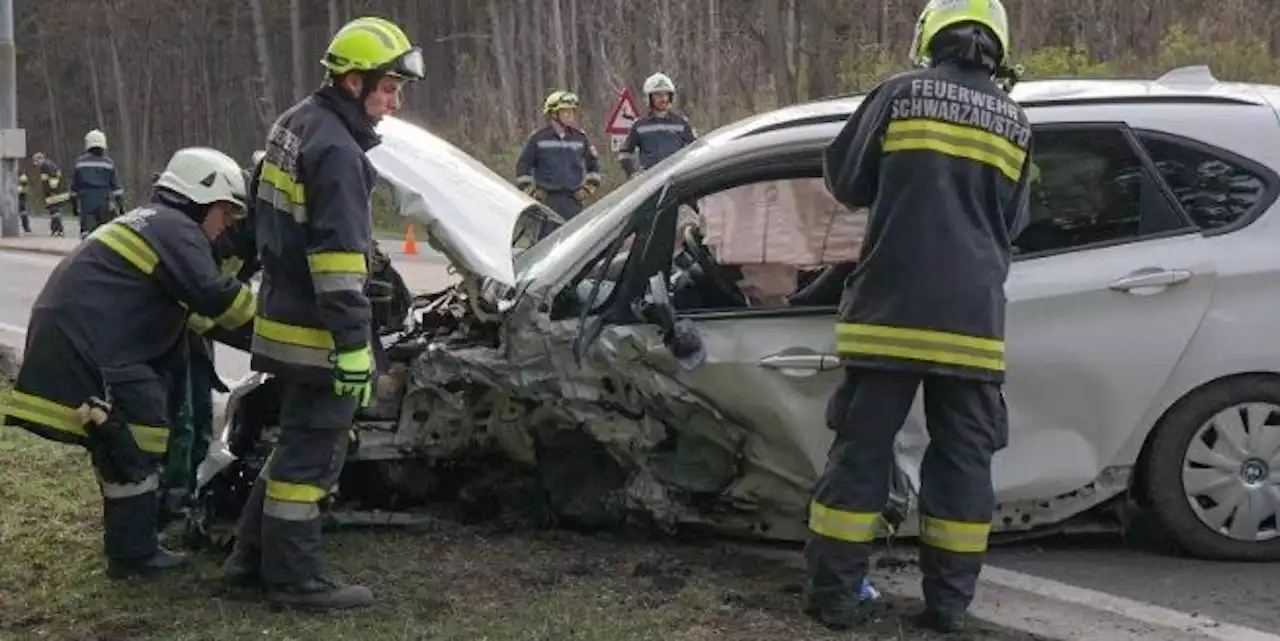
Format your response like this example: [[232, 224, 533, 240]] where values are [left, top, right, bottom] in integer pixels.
[[714, 65, 1279, 144]]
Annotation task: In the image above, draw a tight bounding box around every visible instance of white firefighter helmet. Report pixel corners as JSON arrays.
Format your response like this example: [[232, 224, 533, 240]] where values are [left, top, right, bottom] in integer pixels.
[[251, 149, 266, 166], [155, 147, 248, 212], [84, 129, 108, 151], [643, 72, 676, 99]]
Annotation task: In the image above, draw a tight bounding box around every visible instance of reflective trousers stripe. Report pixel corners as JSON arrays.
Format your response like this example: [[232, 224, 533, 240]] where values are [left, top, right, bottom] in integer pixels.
[[883, 118, 1026, 182], [45, 192, 71, 205], [808, 501, 879, 543], [920, 515, 991, 554], [264, 478, 325, 521], [101, 473, 159, 499], [835, 322, 1005, 373], [129, 424, 170, 454], [90, 222, 159, 274], [251, 317, 334, 369]]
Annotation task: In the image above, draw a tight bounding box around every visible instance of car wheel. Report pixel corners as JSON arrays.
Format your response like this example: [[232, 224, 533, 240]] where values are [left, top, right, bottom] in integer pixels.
[[1145, 376, 1280, 561]]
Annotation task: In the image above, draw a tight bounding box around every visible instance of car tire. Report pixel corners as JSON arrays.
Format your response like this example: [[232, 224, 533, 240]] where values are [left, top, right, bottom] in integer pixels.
[[1144, 375, 1280, 561]]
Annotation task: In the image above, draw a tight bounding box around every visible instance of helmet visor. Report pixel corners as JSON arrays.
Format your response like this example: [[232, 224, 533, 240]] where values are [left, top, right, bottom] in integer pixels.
[[387, 48, 425, 80]]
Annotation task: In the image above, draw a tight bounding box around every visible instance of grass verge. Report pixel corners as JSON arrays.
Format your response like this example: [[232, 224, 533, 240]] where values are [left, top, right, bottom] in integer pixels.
[[0, 381, 1045, 640]]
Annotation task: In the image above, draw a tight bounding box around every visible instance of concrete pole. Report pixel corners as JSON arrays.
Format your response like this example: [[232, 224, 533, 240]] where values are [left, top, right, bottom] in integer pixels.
[[0, 0, 16, 237]]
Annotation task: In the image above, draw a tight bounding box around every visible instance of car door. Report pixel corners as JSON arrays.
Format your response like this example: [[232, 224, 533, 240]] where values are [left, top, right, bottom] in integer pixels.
[[993, 123, 1218, 502]]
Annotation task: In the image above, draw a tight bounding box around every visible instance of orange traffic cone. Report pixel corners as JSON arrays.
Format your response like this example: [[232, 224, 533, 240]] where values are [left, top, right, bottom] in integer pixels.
[[403, 223, 418, 255]]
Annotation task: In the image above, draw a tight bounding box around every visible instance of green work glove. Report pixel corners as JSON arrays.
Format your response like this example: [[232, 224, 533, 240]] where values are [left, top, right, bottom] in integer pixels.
[[332, 345, 373, 407]]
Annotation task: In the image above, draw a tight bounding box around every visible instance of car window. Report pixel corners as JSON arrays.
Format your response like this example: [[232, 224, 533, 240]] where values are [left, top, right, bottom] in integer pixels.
[[1014, 127, 1189, 256], [1137, 133, 1271, 232]]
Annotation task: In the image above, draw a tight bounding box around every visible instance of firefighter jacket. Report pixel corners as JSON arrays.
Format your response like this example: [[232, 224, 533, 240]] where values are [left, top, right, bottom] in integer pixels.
[[0, 202, 258, 450], [38, 159, 70, 210], [825, 62, 1034, 383], [619, 111, 697, 175], [71, 150, 125, 217], [252, 86, 379, 384], [17, 172, 26, 209], [516, 124, 602, 194]]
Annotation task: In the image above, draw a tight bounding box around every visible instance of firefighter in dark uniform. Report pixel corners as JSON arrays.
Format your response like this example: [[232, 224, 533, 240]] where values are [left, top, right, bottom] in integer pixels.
[[0, 146, 256, 580], [71, 129, 126, 239], [618, 73, 698, 177], [515, 90, 602, 235], [803, 0, 1032, 633], [18, 171, 30, 233], [33, 151, 69, 237], [218, 15, 424, 611]]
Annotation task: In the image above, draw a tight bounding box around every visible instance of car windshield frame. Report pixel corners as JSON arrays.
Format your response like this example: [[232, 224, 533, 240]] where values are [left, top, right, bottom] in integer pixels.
[[511, 142, 700, 289]]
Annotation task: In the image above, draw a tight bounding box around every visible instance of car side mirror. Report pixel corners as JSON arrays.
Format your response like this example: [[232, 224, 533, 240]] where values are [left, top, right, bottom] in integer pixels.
[[639, 273, 705, 369]]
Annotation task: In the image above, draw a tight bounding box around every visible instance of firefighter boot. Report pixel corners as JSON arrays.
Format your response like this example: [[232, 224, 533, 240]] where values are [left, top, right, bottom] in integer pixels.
[[106, 546, 189, 580], [265, 575, 374, 611], [221, 541, 263, 587]]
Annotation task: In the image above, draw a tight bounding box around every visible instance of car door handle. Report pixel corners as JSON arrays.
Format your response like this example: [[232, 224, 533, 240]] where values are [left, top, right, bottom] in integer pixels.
[[758, 353, 840, 375], [1108, 269, 1192, 292]]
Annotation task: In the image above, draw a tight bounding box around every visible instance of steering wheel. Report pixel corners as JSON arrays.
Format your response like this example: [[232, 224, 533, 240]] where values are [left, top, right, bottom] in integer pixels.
[[681, 225, 746, 307]]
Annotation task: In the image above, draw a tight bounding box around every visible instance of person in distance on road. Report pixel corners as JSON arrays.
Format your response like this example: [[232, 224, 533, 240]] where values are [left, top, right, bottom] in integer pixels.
[[617, 72, 698, 178], [0, 146, 257, 581], [32, 151, 69, 237], [803, 0, 1034, 633], [70, 128, 126, 238], [221, 15, 424, 612], [515, 90, 602, 236]]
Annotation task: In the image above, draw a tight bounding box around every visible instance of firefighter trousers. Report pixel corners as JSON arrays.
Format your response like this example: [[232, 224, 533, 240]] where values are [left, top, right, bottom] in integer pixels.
[[541, 191, 583, 236], [805, 367, 1008, 617], [94, 364, 173, 563], [232, 380, 357, 585]]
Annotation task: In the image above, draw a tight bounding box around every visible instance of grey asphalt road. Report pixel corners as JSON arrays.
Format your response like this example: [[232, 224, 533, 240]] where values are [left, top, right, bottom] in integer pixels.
[[0, 241, 1274, 637]]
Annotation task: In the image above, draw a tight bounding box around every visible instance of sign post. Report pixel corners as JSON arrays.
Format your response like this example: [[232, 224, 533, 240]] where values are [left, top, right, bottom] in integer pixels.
[[604, 88, 641, 153]]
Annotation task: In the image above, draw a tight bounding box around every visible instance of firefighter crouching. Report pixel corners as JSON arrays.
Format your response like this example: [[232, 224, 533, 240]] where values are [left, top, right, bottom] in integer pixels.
[[72, 129, 126, 238], [515, 90, 602, 237], [220, 15, 425, 611], [804, 0, 1033, 633], [0, 147, 257, 580], [33, 151, 69, 237]]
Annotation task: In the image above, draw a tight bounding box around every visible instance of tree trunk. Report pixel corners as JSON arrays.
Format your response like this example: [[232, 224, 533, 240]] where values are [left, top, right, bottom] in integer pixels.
[[105, 9, 134, 197], [291, 0, 305, 101], [550, 0, 567, 88], [487, 0, 517, 138], [248, 0, 280, 126], [328, 0, 341, 34], [708, 0, 721, 122]]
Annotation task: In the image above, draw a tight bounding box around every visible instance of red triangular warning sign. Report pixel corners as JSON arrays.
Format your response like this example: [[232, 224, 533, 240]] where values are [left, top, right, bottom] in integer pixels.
[[604, 88, 642, 136]]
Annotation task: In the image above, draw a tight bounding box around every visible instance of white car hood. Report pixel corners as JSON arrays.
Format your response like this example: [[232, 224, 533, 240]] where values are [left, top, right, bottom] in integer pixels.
[[368, 116, 540, 286]]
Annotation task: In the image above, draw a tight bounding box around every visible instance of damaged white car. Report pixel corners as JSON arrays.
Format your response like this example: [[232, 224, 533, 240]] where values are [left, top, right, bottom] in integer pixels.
[[195, 66, 1280, 562]]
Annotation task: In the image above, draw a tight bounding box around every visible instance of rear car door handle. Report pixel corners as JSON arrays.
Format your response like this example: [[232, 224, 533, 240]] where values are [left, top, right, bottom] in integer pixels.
[[1108, 269, 1192, 292], [759, 354, 840, 374]]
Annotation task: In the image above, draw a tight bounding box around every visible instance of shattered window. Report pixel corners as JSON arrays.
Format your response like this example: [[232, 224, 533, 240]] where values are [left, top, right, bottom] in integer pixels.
[[1137, 133, 1272, 232], [697, 178, 865, 306]]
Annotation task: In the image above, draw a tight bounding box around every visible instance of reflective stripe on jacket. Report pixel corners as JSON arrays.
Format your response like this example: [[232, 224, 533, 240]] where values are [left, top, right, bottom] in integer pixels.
[[38, 160, 70, 208], [72, 151, 124, 215], [619, 112, 697, 171], [251, 86, 379, 383], [515, 124, 602, 193], [824, 62, 1034, 382]]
